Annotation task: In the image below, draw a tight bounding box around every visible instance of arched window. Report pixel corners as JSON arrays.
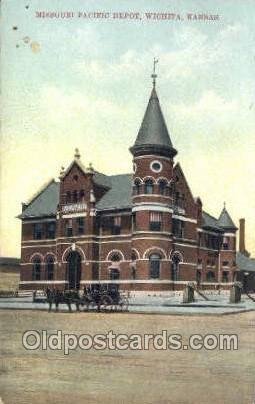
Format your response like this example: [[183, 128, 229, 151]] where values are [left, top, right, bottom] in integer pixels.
[[144, 179, 154, 194], [158, 180, 167, 195], [73, 190, 78, 203], [134, 179, 141, 195], [32, 257, 41, 281], [149, 254, 161, 279], [110, 253, 121, 262], [222, 271, 229, 283], [131, 266, 136, 280], [171, 254, 181, 281], [131, 251, 138, 262], [131, 251, 137, 279], [206, 271, 215, 282], [66, 191, 71, 204], [79, 190, 85, 201], [110, 268, 120, 280], [46, 256, 54, 280], [196, 270, 201, 285]]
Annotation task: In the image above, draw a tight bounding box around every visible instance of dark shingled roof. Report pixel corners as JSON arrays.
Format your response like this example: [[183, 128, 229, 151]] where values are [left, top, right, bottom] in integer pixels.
[[20, 180, 60, 219], [19, 174, 133, 219], [202, 211, 223, 232], [236, 252, 255, 272], [130, 87, 177, 157], [218, 207, 237, 230], [96, 174, 132, 210]]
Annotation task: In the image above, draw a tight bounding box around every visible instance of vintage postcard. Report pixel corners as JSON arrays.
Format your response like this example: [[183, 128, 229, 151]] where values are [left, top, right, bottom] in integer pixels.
[[0, 1, 255, 403]]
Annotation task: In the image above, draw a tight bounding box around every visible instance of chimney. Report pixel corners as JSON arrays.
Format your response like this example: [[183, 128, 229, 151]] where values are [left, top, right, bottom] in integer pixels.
[[239, 218, 245, 253], [239, 218, 250, 257]]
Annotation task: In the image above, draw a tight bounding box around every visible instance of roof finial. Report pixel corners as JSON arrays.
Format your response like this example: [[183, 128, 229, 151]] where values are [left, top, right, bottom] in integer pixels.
[[151, 58, 159, 88], [74, 148, 80, 159], [59, 166, 65, 179], [87, 162, 94, 173], [224, 201, 226, 209]]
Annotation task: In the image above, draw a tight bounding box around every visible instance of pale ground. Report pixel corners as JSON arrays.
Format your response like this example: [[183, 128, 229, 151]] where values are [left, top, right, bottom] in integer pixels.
[[0, 266, 19, 291], [0, 310, 255, 404]]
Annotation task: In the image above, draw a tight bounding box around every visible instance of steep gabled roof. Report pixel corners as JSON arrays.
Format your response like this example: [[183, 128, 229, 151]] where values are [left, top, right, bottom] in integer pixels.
[[19, 180, 60, 219], [173, 163, 194, 201], [19, 173, 133, 219], [218, 207, 237, 230], [202, 211, 223, 232], [59, 158, 87, 179]]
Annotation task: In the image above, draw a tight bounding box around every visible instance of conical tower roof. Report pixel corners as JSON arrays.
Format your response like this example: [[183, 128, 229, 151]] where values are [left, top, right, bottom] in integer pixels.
[[130, 79, 177, 158], [218, 205, 237, 231]]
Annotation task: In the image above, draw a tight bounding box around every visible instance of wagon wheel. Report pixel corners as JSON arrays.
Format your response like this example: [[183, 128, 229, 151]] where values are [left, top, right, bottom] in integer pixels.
[[119, 296, 129, 312], [82, 299, 91, 311], [100, 295, 113, 312]]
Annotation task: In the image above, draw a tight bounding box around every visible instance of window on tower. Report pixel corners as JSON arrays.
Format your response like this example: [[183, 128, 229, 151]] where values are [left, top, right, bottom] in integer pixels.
[[149, 254, 161, 279], [134, 179, 141, 195], [144, 179, 154, 194], [158, 180, 168, 195], [172, 219, 184, 238], [149, 211, 162, 231]]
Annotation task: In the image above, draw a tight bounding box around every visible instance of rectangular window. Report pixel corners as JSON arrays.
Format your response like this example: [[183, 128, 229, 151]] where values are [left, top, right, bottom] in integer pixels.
[[33, 223, 43, 240], [65, 219, 73, 237], [149, 212, 162, 231], [112, 216, 121, 235], [172, 219, 184, 238], [132, 213, 137, 231], [46, 222, 56, 239], [222, 271, 229, 282], [77, 217, 85, 235], [223, 236, 229, 250]]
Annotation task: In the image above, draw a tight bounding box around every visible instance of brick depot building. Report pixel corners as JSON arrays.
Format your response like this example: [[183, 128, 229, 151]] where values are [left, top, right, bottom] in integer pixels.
[[19, 79, 238, 291]]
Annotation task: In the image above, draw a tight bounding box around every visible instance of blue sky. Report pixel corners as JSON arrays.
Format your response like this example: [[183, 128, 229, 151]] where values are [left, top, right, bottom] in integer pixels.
[[1, 0, 255, 256]]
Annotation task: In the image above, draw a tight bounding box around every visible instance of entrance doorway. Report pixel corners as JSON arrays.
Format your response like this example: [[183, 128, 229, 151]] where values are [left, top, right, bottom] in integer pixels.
[[67, 251, 81, 289]]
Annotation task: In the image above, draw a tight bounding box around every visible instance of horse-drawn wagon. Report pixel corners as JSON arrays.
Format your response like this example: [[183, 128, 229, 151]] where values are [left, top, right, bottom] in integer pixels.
[[45, 283, 129, 313]]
